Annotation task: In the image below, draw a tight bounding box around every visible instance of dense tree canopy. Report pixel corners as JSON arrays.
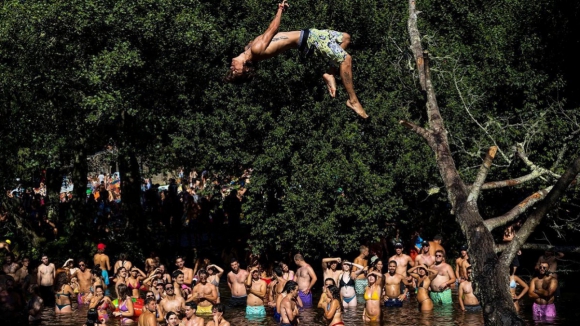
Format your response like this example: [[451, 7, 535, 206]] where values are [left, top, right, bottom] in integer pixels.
[[1, 0, 579, 260]]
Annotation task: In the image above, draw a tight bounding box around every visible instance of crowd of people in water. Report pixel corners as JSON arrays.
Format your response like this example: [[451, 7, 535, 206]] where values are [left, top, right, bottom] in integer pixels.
[[0, 230, 564, 325]]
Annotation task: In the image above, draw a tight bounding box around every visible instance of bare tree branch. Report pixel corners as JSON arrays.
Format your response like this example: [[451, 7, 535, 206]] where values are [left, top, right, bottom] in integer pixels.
[[468, 146, 497, 202], [515, 143, 561, 179], [399, 120, 433, 143], [407, 1, 426, 91], [484, 186, 553, 231], [495, 242, 580, 254], [499, 155, 580, 268]]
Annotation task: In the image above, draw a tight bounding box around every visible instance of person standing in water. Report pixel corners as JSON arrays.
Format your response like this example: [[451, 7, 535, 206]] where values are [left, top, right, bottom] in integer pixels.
[[458, 267, 480, 312], [294, 254, 317, 308]]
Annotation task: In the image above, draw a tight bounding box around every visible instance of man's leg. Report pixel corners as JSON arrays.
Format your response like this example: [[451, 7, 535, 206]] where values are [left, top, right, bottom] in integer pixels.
[[323, 33, 350, 97], [340, 54, 368, 118]]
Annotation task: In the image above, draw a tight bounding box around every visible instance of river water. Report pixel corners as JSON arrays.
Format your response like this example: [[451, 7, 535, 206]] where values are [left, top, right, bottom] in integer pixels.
[[37, 284, 574, 325]]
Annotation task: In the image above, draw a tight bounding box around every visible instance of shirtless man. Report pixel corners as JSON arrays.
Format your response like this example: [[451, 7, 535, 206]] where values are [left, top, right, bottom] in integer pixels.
[[191, 269, 218, 315], [429, 250, 455, 305], [226, 0, 368, 119], [383, 261, 407, 307], [227, 258, 249, 307], [428, 235, 446, 257], [207, 303, 230, 326], [415, 241, 435, 267], [37, 254, 56, 307], [280, 281, 300, 326], [455, 245, 469, 283], [294, 254, 317, 308], [535, 250, 564, 279], [529, 262, 558, 319], [353, 245, 369, 295], [14, 257, 30, 285], [93, 243, 111, 286], [389, 242, 415, 292], [2, 253, 19, 278], [182, 301, 205, 326], [74, 259, 92, 303], [176, 256, 194, 287], [138, 297, 158, 326], [245, 267, 267, 316], [321, 257, 342, 285], [458, 267, 480, 312], [159, 281, 186, 317], [173, 270, 191, 299]]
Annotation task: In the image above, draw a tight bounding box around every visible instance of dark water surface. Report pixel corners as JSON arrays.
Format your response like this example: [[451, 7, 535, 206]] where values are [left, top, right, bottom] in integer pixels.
[[36, 282, 577, 326]]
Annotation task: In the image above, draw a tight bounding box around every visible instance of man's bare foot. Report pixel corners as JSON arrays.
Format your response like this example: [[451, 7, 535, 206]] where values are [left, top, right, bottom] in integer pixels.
[[322, 74, 337, 97], [346, 100, 369, 118]]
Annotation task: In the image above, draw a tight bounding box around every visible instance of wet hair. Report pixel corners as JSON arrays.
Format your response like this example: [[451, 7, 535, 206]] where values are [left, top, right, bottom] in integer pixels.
[[185, 301, 197, 309], [327, 284, 341, 300], [91, 265, 101, 276], [230, 258, 239, 264], [78, 258, 86, 265], [224, 61, 255, 84], [274, 266, 284, 277], [145, 296, 156, 305], [172, 270, 183, 279], [165, 311, 178, 321], [213, 303, 226, 313], [434, 234, 443, 241], [54, 272, 69, 291], [283, 280, 298, 293], [324, 278, 336, 286], [117, 283, 130, 299], [294, 254, 304, 262], [208, 266, 219, 274]]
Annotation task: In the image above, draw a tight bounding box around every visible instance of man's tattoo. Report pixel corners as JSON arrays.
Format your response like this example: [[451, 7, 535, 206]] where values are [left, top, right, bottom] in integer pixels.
[[271, 36, 288, 43]]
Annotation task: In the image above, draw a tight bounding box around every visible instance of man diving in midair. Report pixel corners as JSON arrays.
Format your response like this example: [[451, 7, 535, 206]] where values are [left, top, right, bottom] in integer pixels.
[[226, 0, 369, 119]]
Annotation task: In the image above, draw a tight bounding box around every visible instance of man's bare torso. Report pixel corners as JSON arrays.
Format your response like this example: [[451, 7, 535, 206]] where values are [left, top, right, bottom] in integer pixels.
[[251, 31, 301, 61], [296, 265, 311, 292]]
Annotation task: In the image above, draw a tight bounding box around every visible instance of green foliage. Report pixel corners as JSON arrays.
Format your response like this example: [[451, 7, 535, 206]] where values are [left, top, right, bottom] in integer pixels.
[[1, 0, 579, 260]]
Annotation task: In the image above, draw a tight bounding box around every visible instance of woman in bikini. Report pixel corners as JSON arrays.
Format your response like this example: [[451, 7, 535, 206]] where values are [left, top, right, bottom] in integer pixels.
[[157, 264, 172, 284], [324, 285, 344, 326], [113, 283, 134, 324], [127, 267, 147, 298], [54, 272, 74, 313], [207, 264, 225, 303], [88, 285, 112, 325], [339, 260, 365, 308], [113, 253, 132, 274], [408, 264, 435, 311], [113, 267, 127, 299], [362, 272, 382, 323], [509, 268, 529, 312]]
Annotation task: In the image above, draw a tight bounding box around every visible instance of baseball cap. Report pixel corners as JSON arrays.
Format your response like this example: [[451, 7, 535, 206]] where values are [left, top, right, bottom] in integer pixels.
[[461, 245, 468, 251], [394, 242, 403, 248], [97, 243, 106, 250], [421, 240, 429, 246]]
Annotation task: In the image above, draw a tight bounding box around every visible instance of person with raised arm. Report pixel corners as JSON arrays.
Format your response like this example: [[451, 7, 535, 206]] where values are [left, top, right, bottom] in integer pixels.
[[408, 264, 436, 311], [322, 257, 342, 285], [226, 0, 369, 118]]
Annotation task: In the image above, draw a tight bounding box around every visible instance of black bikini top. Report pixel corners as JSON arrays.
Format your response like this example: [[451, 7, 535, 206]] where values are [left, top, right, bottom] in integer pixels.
[[339, 273, 355, 288]]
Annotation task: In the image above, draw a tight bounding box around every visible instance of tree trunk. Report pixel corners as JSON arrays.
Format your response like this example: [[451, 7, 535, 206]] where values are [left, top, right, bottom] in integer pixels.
[[458, 202, 524, 325], [119, 147, 143, 238], [71, 141, 88, 220]]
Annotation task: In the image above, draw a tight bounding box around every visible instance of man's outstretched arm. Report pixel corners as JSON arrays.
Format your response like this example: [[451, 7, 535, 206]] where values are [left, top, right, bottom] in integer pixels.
[[251, 1, 288, 56]]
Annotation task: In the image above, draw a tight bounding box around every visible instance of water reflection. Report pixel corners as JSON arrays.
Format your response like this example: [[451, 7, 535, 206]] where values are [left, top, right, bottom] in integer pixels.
[[37, 285, 573, 325]]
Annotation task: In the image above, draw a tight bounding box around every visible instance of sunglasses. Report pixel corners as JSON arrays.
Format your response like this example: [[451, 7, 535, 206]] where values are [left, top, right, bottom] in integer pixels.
[[79, 264, 86, 266], [165, 287, 173, 290], [435, 255, 443, 257]]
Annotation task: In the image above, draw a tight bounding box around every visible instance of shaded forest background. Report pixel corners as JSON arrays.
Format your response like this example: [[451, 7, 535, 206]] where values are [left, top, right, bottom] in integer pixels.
[[1, 0, 579, 264]]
